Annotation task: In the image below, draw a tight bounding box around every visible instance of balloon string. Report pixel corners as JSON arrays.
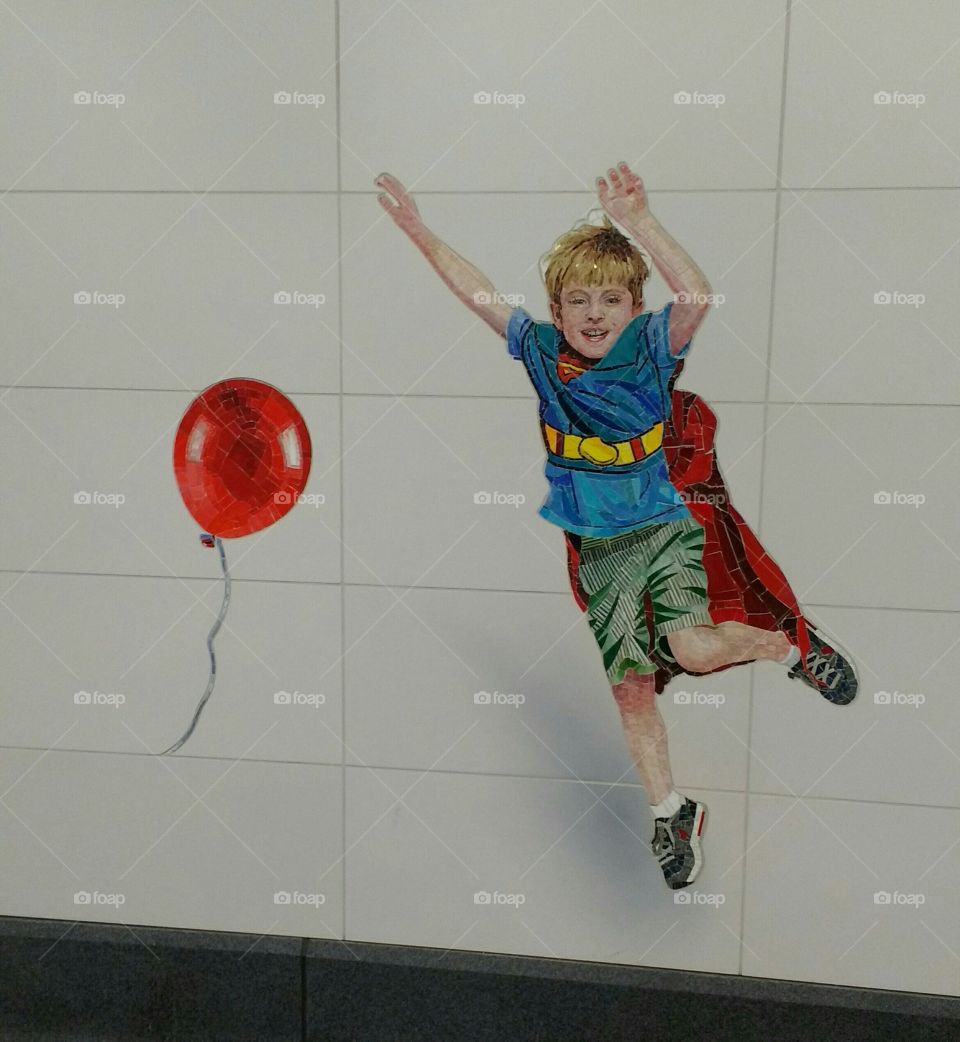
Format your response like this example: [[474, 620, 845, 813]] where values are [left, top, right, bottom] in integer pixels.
[[157, 537, 232, 756]]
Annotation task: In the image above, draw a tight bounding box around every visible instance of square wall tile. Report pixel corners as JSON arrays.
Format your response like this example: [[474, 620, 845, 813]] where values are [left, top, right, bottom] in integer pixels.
[[0, 193, 340, 393], [760, 404, 957, 611], [340, 0, 784, 190], [743, 794, 960, 996], [783, 1, 960, 188], [0, 571, 342, 764], [0, 2, 338, 190], [749, 605, 960, 807], [770, 190, 960, 405], [0, 750, 343, 939], [346, 766, 743, 971]]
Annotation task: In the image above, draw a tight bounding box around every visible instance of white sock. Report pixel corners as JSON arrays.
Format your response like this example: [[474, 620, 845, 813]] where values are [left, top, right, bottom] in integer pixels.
[[779, 645, 801, 667], [651, 789, 684, 819]]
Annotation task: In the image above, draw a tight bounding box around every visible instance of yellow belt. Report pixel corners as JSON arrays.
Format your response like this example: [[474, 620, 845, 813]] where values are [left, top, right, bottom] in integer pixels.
[[541, 421, 663, 467]]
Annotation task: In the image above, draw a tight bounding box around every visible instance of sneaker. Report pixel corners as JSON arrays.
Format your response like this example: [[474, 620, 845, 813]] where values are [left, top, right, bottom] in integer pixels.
[[788, 624, 858, 706], [651, 797, 706, 890]]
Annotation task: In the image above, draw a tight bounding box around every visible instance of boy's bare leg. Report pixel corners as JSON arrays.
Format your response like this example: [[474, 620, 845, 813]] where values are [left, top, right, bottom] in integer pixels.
[[611, 668, 673, 805], [667, 620, 792, 674]]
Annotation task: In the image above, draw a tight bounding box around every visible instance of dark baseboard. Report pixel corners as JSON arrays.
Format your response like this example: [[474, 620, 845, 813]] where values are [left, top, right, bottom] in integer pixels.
[[0, 915, 956, 1041]]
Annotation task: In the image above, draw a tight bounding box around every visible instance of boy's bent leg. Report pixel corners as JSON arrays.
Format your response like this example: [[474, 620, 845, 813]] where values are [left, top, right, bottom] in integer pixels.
[[667, 619, 792, 674], [612, 667, 674, 805]]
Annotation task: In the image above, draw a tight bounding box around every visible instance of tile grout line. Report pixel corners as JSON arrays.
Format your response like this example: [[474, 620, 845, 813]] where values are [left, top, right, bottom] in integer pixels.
[[334, 0, 347, 952], [739, 0, 794, 980]]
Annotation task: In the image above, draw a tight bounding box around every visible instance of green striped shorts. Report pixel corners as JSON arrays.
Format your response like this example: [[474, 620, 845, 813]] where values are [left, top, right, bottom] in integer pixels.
[[577, 517, 713, 684]]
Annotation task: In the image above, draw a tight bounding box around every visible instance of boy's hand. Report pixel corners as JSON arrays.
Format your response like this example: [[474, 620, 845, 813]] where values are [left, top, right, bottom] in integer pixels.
[[375, 172, 425, 238], [597, 161, 651, 226]]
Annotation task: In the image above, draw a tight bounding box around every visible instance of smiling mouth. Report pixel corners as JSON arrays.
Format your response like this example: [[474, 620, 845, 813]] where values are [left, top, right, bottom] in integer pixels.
[[581, 329, 609, 343]]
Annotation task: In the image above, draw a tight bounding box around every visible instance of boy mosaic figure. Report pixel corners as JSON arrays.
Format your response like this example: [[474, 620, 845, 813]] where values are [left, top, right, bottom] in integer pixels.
[[377, 163, 857, 890]]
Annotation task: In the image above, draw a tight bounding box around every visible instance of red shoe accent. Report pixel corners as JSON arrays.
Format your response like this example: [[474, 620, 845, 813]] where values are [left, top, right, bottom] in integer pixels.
[[695, 808, 705, 836], [677, 828, 689, 841]]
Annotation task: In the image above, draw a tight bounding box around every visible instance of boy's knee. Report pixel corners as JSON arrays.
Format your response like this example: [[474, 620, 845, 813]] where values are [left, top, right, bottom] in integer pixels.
[[611, 668, 657, 710], [666, 626, 716, 673]]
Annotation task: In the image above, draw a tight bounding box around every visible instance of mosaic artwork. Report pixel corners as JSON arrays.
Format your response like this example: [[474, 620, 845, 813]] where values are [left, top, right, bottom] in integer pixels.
[[378, 162, 859, 891], [164, 378, 312, 755]]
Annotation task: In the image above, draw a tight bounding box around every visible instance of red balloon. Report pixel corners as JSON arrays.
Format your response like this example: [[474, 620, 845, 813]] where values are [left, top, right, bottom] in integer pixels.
[[173, 379, 312, 538]]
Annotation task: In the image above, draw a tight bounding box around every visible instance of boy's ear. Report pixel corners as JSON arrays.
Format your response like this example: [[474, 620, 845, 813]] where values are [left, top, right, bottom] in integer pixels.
[[549, 300, 562, 328]]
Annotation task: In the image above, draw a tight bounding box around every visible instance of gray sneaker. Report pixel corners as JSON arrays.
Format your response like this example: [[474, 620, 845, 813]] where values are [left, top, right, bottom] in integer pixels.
[[652, 797, 706, 890]]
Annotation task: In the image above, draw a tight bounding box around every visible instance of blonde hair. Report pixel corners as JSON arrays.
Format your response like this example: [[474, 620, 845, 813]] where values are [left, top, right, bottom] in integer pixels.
[[541, 214, 650, 309]]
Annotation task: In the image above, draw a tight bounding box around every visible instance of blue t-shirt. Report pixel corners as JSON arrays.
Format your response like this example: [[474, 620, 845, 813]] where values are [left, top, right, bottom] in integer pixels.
[[506, 301, 693, 537]]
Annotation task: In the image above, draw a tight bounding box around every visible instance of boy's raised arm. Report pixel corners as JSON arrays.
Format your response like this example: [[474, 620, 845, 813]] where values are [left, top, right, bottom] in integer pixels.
[[598, 162, 712, 357], [376, 173, 514, 338]]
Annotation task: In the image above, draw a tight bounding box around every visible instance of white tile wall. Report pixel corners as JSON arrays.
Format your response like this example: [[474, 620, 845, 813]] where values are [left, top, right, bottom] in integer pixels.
[[2, 0, 958, 997], [346, 766, 744, 971], [0, 748, 343, 936]]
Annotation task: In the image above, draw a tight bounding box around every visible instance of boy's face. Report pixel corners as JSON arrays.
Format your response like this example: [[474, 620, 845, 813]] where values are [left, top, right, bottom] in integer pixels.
[[550, 282, 643, 359]]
